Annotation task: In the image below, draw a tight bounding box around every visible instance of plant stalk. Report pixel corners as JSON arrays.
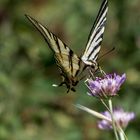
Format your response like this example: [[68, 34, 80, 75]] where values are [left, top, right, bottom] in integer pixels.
[[108, 99, 119, 140]]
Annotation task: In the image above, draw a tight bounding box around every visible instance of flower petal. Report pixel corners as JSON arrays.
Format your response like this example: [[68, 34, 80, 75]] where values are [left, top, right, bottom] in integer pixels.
[[86, 73, 126, 99]]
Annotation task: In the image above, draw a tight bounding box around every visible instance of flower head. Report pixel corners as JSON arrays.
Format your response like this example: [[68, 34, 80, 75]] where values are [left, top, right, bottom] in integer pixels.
[[98, 108, 135, 130], [86, 73, 126, 98]]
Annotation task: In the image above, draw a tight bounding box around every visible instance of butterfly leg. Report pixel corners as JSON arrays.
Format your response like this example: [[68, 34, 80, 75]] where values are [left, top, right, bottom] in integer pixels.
[[66, 87, 76, 93], [88, 67, 96, 79], [71, 88, 76, 92], [58, 81, 65, 87], [98, 66, 106, 75], [79, 75, 86, 81]]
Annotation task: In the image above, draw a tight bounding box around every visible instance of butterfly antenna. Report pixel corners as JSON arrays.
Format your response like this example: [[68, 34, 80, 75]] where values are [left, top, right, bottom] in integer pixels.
[[98, 47, 115, 62]]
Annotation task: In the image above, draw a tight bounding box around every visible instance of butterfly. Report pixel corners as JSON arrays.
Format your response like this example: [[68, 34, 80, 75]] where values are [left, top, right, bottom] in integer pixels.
[[25, 0, 108, 92]]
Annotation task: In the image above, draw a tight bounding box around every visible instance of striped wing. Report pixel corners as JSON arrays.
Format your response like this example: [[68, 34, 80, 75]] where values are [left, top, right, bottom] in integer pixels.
[[82, 0, 108, 65], [25, 15, 81, 78]]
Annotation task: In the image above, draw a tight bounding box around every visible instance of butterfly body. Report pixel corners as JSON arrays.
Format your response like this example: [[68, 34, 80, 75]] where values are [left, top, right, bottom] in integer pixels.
[[56, 56, 86, 92], [25, 0, 108, 92]]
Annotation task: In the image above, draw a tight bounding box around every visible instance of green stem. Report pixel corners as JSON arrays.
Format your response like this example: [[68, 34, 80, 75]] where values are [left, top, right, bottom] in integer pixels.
[[100, 99, 110, 111], [108, 99, 119, 140], [118, 127, 128, 140], [118, 130, 125, 140]]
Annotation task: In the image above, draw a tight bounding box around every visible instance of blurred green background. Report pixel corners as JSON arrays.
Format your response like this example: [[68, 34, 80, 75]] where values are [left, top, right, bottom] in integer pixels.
[[0, 0, 140, 139]]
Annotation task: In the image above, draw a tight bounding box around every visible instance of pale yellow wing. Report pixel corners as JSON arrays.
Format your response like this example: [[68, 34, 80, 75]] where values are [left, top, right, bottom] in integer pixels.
[[25, 15, 81, 78]]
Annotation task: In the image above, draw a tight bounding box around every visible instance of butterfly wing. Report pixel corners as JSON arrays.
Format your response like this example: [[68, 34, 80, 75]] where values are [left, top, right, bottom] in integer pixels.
[[81, 0, 108, 66], [25, 15, 81, 89]]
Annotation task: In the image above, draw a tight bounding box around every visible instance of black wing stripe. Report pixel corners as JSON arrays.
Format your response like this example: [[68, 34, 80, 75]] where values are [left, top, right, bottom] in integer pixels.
[[85, 7, 107, 55], [88, 41, 102, 59], [75, 59, 81, 76], [88, 23, 106, 59], [81, 0, 108, 64], [26, 15, 62, 53], [95, 0, 108, 28], [53, 36, 63, 59], [86, 0, 108, 41], [88, 22, 105, 50], [69, 50, 74, 73]]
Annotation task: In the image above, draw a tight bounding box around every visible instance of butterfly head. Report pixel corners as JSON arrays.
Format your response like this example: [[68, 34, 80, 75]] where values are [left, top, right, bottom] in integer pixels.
[[91, 61, 99, 70], [83, 60, 99, 71]]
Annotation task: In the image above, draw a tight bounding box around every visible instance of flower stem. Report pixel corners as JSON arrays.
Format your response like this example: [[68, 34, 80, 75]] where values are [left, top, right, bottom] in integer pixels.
[[118, 127, 128, 140], [100, 99, 110, 111], [76, 104, 111, 122], [108, 99, 119, 140], [118, 130, 125, 140]]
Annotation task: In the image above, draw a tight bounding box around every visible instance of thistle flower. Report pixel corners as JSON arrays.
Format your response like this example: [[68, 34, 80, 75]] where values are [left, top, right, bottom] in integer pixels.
[[98, 108, 135, 130], [86, 73, 126, 98]]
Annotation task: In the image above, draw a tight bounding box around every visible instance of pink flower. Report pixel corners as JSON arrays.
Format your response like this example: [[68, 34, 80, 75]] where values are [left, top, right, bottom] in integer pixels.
[[86, 73, 126, 98], [98, 108, 135, 130]]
